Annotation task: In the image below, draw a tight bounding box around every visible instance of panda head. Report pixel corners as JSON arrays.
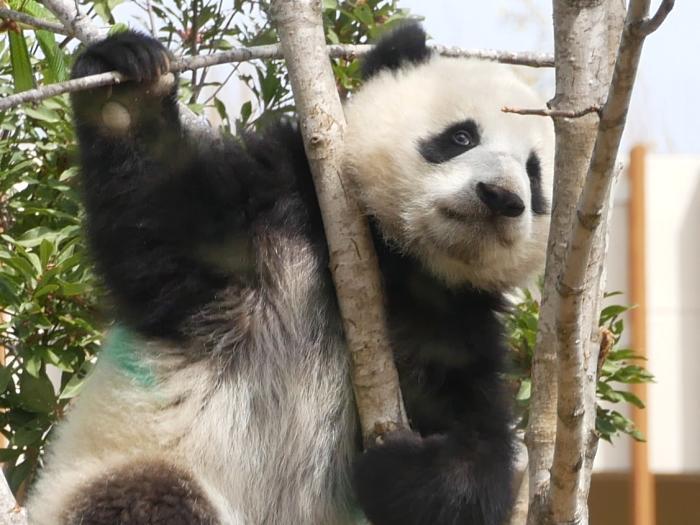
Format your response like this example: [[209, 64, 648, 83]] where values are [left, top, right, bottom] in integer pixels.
[[343, 23, 554, 291]]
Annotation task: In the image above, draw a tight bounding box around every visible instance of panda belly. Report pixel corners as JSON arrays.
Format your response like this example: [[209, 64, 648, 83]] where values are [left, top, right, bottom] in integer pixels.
[[28, 232, 359, 525]]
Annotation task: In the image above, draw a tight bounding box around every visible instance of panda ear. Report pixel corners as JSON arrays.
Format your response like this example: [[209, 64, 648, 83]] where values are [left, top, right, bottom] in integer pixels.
[[361, 22, 431, 80]]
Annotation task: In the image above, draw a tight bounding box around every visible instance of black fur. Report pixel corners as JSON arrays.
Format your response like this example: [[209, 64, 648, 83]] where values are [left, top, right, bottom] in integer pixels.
[[71, 28, 514, 525], [70, 32, 314, 339], [353, 232, 514, 525], [63, 460, 218, 525], [526, 151, 548, 215], [362, 22, 432, 79]]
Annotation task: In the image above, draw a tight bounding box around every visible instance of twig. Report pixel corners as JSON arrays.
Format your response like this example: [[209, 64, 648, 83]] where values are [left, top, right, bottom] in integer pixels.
[[0, 7, 70, 35], [638, 0, 675, 36], [502, 106, 601, 118], [202, 63, 240, 105], [145, 0, 157, 37], [0, 42, 553, 112]]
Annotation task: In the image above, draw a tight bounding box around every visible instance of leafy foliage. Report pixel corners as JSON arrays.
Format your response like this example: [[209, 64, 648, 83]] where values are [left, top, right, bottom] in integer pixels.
[[1, 0, 414, 499], [506, 287, 654, 444]]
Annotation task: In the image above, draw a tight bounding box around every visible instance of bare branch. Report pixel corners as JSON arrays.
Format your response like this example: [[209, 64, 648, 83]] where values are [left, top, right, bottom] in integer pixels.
[[0, 7, 70, 35], [428, 44, 553, 67], [502, 106, 601, 119], [0, 72, 127, 111], [270, 0, 408, 447], [638, 0, 675, 36], [41, 0, 104, 43], [0, 43, 554, 112]]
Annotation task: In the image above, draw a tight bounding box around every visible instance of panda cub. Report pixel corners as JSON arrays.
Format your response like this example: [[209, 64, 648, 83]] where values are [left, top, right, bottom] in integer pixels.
[[28, 23, 553, 525]]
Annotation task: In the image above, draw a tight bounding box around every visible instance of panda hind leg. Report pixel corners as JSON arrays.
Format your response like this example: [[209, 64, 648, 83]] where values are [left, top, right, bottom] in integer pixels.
[[62, 459, 219, 525]]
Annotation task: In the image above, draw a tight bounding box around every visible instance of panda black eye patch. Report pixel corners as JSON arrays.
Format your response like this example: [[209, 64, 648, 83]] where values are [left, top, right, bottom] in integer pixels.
[[526, 151, 548, 215], [419, 119, 480, 164]]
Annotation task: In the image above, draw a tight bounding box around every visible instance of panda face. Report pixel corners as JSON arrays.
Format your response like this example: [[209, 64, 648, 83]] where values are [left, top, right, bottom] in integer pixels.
[[343, 57, 554, 291]]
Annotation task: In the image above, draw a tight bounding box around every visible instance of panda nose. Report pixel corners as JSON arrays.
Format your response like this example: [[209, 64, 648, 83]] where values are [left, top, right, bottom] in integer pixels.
[[476, 182, 525, 218]]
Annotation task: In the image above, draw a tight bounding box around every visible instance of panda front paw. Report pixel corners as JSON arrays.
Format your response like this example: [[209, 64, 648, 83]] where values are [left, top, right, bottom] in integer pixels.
[[72, 31, 171, 84], [71, 31, 178, 134], [353, 431, 512, 525]]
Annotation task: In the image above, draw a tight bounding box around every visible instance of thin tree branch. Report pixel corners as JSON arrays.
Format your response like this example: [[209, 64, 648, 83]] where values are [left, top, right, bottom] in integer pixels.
[[502, 106, 601, 119], [638, 0, 675, 36], [0, 7, 70, 35], [145, 0, 157, 37], [270, 0, 408, 447], [429, 44, 553, 67], [0, 72, 127, 111], [0, 43, 554, 112]]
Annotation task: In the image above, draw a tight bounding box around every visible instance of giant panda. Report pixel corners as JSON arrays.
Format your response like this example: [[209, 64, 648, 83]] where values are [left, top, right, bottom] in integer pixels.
[[27, 23, 553, 525]]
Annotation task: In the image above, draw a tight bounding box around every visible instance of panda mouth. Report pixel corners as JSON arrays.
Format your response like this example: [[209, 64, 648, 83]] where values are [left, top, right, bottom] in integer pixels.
[[438, 205, 472, 222]]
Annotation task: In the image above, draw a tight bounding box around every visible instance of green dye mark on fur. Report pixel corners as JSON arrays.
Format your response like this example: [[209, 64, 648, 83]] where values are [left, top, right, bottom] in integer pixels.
[[102, 325, 156, 388]]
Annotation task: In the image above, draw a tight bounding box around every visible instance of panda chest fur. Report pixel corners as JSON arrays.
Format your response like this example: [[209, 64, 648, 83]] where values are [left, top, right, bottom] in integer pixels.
[[177, 226, 359, 523]]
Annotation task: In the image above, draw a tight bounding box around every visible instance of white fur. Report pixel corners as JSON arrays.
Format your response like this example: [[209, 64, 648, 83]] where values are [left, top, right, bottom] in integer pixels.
[[29, 235, 359, 525], [344, 57, 554, 290]]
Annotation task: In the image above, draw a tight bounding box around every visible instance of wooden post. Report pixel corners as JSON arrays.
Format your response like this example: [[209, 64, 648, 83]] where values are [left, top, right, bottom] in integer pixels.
[[628, 144, 655, 525]]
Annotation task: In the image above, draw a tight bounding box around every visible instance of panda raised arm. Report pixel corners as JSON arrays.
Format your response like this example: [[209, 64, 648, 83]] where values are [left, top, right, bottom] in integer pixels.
[[28, 23, 553, 525], [69, 31, 311, 340]]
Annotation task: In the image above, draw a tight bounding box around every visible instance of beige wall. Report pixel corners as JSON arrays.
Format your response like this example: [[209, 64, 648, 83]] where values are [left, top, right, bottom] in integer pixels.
[[594, 153, 700, 473]]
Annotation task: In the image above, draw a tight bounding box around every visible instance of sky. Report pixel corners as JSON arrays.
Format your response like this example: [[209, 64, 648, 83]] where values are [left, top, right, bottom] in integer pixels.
[[400, 0, 699, 155]]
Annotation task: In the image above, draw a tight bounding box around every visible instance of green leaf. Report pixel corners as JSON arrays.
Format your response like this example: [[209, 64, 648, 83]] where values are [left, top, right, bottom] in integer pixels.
[[13, 426, 43, 447], [618, 390, 645, 409], [0, 448, 22, 462], [24, 106, 61, 123], [60, 281, 89, 296], [18, 372, 56, 414], [0, 366, 13, 392], [39, 238, 54, 267], [33, 283, 59, 299], [515, 379, 531, 401], [24, 355, 42, 378], [59, 373, 88, 400], [12, 0, 68, 83], [109, 22, 129, 35], [9, 30, 34, 92], [600, 304, 630, 322]]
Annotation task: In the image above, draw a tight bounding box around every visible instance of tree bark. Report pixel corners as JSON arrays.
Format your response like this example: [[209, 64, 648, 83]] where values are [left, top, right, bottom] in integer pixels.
[[526, 1, 624, 523], [270, 0, 408, 447], [528, 0, 674, 523]]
